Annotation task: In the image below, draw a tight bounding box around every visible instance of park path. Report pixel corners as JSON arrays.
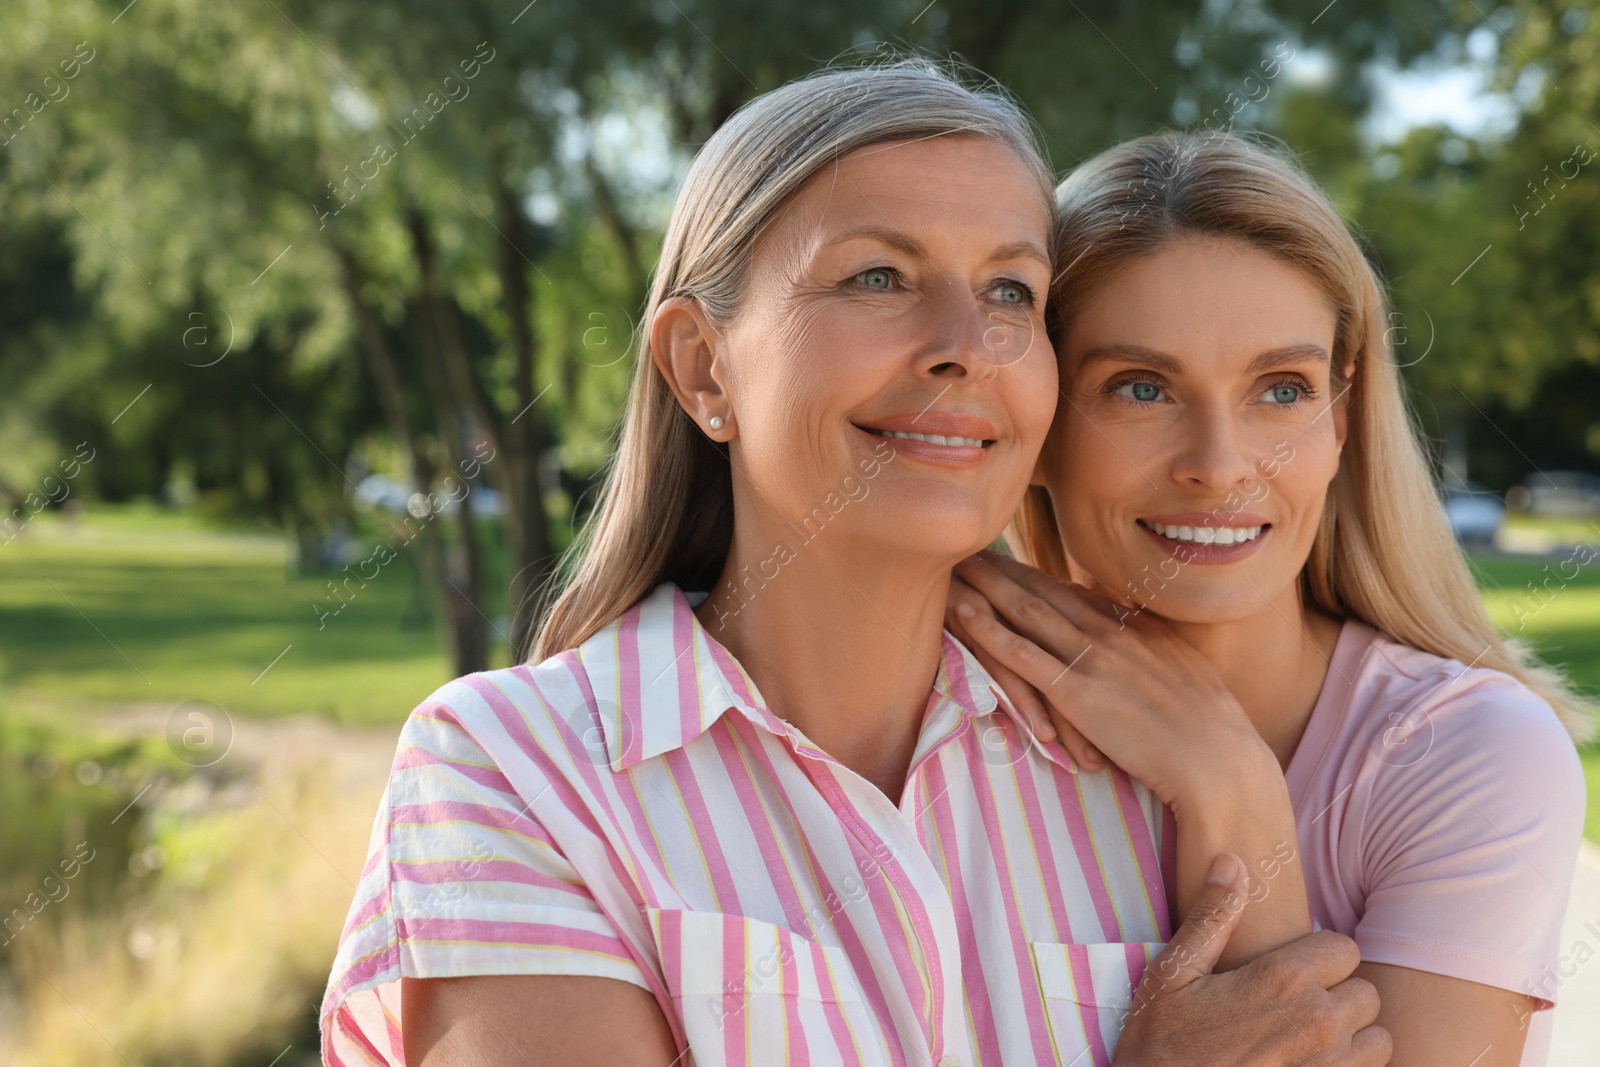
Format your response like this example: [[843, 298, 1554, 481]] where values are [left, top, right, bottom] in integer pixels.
[[88, 702, 404, 885], [89, 701, 403, 792], [1549, 840, 1600, 1063]]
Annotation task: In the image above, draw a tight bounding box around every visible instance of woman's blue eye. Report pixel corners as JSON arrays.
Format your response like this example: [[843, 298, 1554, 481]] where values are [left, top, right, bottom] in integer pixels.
[[1261, 383, 1303, 404], [1116, 380, 1163, 402], [996, 282, 1028, 305], [859, 268, 894, 289]]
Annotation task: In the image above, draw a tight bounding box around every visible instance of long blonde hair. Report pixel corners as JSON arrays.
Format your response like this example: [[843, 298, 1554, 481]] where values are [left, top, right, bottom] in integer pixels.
[[530, 61, 1053, 662], [1008, 130, 1594, 741]]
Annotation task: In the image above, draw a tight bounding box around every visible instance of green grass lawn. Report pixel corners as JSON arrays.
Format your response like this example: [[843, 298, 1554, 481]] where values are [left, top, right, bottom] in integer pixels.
[[0, 504, 512, 725], [1474, 551, 1600, 844], [1473, 553, 1600, 691]]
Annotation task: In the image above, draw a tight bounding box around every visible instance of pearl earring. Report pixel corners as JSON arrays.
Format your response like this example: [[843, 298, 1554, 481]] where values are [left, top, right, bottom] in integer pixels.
[[709, 415, 724, 431]]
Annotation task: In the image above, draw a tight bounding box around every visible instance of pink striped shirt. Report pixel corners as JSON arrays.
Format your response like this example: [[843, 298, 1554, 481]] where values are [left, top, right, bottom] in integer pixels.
[[320, 581, 1175, 1066]]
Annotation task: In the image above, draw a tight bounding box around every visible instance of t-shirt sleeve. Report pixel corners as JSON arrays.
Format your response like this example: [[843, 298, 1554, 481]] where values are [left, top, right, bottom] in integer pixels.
[[318, 677, 650, 1067], [1351, 671, 1586, 1009]]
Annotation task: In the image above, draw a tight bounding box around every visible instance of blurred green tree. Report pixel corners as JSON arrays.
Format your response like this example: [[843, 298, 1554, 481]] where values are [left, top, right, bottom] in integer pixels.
[[3, 0, 1589, 678]]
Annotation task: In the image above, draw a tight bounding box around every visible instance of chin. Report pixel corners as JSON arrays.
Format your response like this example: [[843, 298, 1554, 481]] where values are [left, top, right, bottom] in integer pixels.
[[1087, 550, 1288, 624], [873, 483, 1012, 554], [1135, 591, 1266, 626], [920, 518, 1003, 561]]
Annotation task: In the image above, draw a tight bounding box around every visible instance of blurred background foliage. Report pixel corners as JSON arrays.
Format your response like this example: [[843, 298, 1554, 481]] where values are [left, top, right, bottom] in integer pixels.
[[3, 1, 1600, 1063], [2, 0, 1598, 675]]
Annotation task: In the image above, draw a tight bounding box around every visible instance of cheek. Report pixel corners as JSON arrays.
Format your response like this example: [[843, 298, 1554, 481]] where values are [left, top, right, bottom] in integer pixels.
[[1009, 348, 1059, 451], [734, 306, 840, 424], [1266, 426, 1342, 525], [731, 303, 903, 488], [1054, 415, 1137, 504], [766, 299, 902, 393], [1048, 418, 1141, 546]]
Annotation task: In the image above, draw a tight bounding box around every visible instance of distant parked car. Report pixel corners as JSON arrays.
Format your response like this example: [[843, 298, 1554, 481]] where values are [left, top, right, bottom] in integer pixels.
[[1504, 471, 1600, 517], [355, 473, 504, 519], [1441, 481, 1505, 547], [353, 474, 413, 514], [449, 485, 504, 519]]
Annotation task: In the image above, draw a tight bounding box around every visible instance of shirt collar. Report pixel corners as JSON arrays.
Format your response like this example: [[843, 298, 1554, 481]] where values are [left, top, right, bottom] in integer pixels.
[[575, 581, 1010, 773]]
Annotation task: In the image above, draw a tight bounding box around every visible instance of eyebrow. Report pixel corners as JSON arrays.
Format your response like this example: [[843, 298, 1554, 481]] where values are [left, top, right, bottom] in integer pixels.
[[988, 240, 1052, 269], [829, 226, 1049, 269], [1076, 342, 1330, 374]]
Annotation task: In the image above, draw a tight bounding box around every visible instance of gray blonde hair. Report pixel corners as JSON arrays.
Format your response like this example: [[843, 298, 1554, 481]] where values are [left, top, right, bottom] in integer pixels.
[[531, 60, 1053, 661]]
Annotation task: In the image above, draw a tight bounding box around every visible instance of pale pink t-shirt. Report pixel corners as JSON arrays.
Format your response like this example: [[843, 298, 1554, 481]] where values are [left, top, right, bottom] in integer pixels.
[[1288, 619, 1587, 1066]]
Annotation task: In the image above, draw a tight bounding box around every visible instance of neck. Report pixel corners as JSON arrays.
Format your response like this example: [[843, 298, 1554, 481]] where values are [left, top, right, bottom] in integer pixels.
[[694, 524, 952, 800], [1158, 586, 1344, 770]]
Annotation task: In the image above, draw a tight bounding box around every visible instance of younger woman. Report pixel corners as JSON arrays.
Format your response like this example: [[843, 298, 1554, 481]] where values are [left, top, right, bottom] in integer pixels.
[[949, 130, 1591, 1066]]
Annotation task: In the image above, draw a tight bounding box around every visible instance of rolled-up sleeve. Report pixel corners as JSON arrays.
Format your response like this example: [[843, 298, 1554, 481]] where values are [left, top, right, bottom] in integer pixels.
[[319, 680, 648, 1067]]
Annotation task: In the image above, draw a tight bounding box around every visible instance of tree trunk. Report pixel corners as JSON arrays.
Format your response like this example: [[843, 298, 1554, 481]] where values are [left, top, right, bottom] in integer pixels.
[[334, 245, 469, 672], [573, 95, 651, 316], [406, 206, 490, 675], [336, 249, 423, 484], [583, 152, 650, 315], [493, 176, 555, 664]]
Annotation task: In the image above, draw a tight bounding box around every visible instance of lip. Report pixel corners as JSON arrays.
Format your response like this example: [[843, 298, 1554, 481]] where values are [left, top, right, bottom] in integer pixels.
[[852, 412, 998, 471], [1136, 517, 1272, 565]]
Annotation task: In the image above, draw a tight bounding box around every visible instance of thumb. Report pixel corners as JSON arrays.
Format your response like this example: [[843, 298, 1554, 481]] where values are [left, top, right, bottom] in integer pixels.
[[1140, 853, 1249, 998]]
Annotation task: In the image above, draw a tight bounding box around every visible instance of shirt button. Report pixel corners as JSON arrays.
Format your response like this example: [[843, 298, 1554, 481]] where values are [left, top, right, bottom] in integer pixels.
[[937, 1057, 962, 1067]]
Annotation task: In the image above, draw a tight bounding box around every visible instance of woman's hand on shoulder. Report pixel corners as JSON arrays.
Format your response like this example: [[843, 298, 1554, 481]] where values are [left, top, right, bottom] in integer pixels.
[[946, 549, 1271, 807]]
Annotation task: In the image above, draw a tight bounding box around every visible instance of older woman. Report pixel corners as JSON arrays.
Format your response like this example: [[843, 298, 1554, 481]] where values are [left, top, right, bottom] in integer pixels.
[[319, 67, 1388, 1067]]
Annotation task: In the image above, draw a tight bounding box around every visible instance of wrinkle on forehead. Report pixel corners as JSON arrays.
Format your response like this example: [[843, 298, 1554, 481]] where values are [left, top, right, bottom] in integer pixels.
[[761, 134, 1047, 276]]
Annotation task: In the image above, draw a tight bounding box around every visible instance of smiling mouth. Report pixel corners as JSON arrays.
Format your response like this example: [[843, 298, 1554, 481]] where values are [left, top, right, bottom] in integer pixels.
[[1136, 518, 1270, 546], [856, 426, 996, 448]]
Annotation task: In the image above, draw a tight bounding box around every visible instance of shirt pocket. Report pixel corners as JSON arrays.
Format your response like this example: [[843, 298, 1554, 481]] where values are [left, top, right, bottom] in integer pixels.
[[1031, 939, 1166, 1066], [646, 907, 893, 1067]]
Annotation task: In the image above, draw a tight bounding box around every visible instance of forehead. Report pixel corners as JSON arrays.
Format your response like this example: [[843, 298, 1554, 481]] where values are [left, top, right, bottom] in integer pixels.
[[766, 134, 1051, 255], [1066, 238, 1336, 363]]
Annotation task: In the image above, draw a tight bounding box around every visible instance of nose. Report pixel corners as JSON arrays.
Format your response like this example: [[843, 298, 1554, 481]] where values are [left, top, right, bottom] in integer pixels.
[[917, 287, 1036, 382], [1168, 405, 1260, 492]]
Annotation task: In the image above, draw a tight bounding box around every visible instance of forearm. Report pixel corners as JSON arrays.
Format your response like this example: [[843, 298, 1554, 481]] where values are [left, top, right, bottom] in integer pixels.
[[1170, 750, 1309, 971]]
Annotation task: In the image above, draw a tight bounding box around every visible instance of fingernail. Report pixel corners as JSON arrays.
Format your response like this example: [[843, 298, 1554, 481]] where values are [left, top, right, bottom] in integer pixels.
[[956, 603, 976, 619], [1084, 744, 1102, 765], [1205, 853, 1243, 887]]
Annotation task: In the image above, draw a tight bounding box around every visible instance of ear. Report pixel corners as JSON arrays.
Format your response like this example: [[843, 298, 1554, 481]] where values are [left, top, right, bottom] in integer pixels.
[[652, 296, 735, 439]]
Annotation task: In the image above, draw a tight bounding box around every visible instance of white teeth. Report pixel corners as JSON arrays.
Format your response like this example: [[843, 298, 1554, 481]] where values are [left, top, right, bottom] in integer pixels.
[[1145, 521, 1263, 544], [874, 429, 987, 447]]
